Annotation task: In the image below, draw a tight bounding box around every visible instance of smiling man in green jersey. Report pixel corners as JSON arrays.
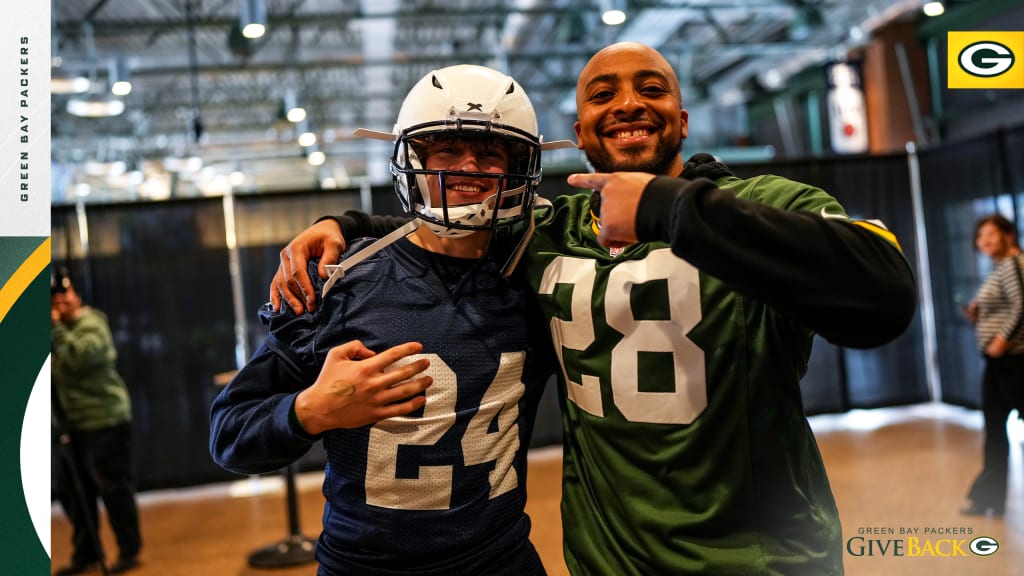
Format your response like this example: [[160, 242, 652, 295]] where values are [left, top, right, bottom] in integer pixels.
[[269, 43, 916, 575]]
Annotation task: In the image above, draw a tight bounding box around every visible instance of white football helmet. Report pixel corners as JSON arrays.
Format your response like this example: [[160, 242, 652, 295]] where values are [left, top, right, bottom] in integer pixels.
[[388, 65, 543, 238]]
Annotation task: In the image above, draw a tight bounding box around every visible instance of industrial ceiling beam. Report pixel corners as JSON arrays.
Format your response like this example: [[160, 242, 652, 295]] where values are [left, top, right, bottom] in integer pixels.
[[54, 0, 802, 35], [63, 42, 832, 79]]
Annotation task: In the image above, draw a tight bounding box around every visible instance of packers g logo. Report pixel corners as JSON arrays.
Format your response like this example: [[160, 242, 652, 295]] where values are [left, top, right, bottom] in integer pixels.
[[969, 536, 999, 557], [959, 42, 1014, 77], [947, 32, 1024, 89]]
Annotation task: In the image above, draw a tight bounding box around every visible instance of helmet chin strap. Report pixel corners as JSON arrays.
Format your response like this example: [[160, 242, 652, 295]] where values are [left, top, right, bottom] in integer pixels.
[[322, 219, 423, 297], [417, 184, 528, 237], [419, 203, 486, 238]]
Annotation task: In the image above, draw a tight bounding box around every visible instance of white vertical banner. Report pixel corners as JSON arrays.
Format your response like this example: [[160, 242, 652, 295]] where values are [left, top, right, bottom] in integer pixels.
[[0, 1, 53, 572], [0, 1, 50, 236], [825, 61, 869, 155]]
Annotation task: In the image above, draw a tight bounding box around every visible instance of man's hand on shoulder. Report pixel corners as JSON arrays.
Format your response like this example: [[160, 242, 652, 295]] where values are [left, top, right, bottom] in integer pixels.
[[271, 218, 347, 314]]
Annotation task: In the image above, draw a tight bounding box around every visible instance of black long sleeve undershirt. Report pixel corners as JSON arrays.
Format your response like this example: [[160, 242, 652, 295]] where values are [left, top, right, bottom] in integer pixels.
[[317, 212, 411, 241], [637, 175, 917, 349], [325, 169, 916, 350]]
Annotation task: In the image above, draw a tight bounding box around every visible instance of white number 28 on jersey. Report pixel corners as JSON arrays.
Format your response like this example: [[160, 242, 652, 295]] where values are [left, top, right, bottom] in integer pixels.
[[365, 351, 525, 510], [538, 249, 708, 425]]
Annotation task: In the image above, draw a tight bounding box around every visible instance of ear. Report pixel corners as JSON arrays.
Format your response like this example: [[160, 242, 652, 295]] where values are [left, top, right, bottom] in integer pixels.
[[679, 108, 689, 141], [573, 121, 584, 150]]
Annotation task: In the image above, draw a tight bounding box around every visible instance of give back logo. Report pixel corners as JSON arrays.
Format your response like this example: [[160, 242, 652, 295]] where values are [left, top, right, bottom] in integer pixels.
[[846, 526, 999, 559], [948, 32, 1023, 89]]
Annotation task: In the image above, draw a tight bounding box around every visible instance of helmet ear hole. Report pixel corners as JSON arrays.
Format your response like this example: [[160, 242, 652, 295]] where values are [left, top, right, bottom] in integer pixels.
[[404, 143, 431, 210]]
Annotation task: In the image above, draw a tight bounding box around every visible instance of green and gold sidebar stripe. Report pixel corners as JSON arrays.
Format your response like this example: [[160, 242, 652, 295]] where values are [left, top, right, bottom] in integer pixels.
[[0, 237, 52, 573]]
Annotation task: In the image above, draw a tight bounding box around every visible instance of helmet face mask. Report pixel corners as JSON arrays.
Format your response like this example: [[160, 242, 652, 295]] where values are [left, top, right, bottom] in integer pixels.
[[389, 66, 543, 238]]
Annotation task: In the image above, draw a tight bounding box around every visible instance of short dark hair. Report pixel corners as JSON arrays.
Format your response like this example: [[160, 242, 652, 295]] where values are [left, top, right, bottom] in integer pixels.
[[974, 214, 1018, 246], [51, 267, 73, 295]]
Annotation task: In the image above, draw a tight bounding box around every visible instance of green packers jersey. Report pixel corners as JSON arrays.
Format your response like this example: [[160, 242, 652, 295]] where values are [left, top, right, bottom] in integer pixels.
[[523, 176, 847, 575]]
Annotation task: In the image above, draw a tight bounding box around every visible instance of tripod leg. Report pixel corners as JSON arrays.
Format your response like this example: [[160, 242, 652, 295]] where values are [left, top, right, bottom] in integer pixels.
[[56, 435, 110, 576]]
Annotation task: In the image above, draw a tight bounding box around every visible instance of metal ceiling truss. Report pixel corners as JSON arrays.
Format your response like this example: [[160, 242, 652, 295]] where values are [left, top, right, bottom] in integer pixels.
[[51, 0, 927, 201]]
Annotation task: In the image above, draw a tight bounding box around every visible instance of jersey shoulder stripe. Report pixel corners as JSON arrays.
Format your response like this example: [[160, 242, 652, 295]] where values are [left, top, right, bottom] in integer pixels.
[[723, 174, 905, 253], [852, 220, 902, 250]]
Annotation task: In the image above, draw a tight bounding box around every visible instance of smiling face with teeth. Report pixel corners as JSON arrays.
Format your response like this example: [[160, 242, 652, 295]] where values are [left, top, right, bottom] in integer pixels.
[[417, 135, 512, 206], [574, 42, 688, 176]]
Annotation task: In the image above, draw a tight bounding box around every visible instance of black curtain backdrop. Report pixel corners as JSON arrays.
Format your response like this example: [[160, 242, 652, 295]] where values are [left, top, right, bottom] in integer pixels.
[[51, 124, 1024, 490], [51, 188, 398, 490], [730, 154, 929, 412], [918, 125, 1024, 407], [53, 199, 237, 489]]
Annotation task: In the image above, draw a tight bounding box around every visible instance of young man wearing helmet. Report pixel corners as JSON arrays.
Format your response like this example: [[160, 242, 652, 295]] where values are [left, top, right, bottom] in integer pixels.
[[267, 43, 916, 575], [210, 65, 563, 575]]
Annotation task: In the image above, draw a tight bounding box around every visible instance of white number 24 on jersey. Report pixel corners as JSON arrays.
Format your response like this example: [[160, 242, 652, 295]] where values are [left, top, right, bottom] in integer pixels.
[[538, 249, 708, 425], [365, 351, 525, 510]]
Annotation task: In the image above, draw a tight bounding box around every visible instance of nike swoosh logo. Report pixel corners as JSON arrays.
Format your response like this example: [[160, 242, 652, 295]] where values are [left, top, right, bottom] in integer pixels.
[[819, 206, 847, 220]]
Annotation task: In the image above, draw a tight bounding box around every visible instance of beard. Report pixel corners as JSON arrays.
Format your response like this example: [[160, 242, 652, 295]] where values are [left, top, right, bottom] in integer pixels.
[[584, 135, 681, 175]]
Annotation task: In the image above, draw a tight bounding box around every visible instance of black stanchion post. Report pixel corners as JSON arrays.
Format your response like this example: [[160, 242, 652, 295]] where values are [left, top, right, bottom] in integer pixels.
[[247, 462, 317, 568]]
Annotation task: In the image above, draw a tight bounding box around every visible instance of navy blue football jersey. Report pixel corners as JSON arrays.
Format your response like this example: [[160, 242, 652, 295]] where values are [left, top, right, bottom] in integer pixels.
[[211, 237, 551, 575]]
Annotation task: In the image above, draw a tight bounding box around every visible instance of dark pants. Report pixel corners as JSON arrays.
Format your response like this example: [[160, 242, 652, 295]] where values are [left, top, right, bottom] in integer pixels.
[[967, 353, 1024, 511], [56, 422, 142, 564]]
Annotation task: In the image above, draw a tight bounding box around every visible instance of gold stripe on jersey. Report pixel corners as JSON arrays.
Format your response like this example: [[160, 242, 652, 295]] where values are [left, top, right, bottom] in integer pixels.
[[852, 220, 902, 251]]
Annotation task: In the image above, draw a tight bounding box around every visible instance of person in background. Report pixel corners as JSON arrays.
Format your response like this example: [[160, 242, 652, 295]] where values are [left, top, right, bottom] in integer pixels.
[[210, 64, 562, 575], [961, 214, 1024, 518], [269, 43, 916, 575], [51, 268, 142, 575]]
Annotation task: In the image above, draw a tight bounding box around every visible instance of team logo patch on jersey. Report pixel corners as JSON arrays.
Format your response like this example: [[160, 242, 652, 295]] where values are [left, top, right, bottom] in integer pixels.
[[819, 206, 847, 220]]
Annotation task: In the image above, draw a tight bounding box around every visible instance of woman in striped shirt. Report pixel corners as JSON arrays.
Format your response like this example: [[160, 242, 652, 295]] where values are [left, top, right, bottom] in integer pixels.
[[962, 214, 1024, 518]]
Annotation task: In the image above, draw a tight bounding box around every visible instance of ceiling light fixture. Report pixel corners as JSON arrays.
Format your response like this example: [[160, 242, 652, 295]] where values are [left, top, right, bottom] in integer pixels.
[[163, 155, 204, 173], [67, 95, 125, 118], [65, 21, 125, 117], [600, 0, 627, 26], [227, 23, 257, 58], [52, 73, 91, 95], [51, 12, 91, 94], [51, 65, 90, 94], [283, 90, 306, 123], [109, 54, 132, 96], [83, 160, 126, 177], [286, 106, 306, 123], [240, 0, 267, 39], [922, 1, 945, 17], [297, 129, 317, 148], [307, 150, 326, 166], [759, 68, 784, 90]]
